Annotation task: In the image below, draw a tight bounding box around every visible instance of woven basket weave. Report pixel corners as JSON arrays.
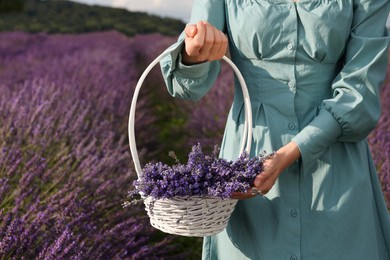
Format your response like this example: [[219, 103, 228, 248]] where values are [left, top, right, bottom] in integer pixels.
[[144, 196, 238, 237], [128, 48, 253, 237]]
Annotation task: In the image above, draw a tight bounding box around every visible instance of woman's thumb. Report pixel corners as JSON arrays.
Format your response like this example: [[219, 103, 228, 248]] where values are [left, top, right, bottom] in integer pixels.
[[185, 24, 197, 37]]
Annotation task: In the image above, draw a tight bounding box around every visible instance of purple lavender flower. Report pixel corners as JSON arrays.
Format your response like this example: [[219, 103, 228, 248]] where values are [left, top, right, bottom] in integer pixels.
[[130, 143, 266, 200]]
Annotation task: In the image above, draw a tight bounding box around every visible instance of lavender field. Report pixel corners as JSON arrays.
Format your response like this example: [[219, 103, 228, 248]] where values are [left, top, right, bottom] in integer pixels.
[[0, 31, 388, 258], [369, 64, 390, 207]]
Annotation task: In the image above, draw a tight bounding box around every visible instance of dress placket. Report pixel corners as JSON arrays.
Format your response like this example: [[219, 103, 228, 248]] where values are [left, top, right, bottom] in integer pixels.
[[281, 2, 302, 260]]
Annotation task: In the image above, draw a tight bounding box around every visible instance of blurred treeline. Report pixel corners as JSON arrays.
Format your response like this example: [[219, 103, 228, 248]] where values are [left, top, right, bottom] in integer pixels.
[[0, 0, 185, 36]]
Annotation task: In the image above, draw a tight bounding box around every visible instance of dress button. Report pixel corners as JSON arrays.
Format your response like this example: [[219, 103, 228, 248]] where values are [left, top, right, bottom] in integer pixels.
[[287, 43, 294, 50], [290, 255, 298, 260], [288, 81, 295, 89], [288, 123, 296, 130], [288, 166, 296, 174], [291, 210, 298, 218]]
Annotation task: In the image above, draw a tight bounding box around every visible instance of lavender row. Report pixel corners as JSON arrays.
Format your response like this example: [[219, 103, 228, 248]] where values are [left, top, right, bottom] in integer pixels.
[[0, 31, 190, 258], [368, 66, 390, 205]]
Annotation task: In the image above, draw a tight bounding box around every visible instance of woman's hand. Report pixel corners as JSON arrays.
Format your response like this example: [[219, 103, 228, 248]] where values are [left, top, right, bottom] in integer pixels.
[[231, 142, 301, 199], [231, 187, 260, 200], [254, 142, 301, 195], [182, 21, 228, 65]]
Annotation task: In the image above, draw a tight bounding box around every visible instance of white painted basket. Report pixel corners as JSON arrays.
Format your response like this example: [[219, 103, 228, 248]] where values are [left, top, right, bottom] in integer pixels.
[[128, 48, 252, 237]]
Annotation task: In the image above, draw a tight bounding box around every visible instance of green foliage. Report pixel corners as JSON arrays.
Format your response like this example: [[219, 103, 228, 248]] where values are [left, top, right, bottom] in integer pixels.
[[0, 0, 185, 36], [0, 0, 23, 13]]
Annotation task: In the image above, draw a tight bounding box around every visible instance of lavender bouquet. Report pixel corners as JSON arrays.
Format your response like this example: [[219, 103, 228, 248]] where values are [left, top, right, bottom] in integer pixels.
[[126, 143, 267, 203]]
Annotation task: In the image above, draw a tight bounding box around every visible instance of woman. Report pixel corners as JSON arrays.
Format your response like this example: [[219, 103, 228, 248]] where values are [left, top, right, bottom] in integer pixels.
[[160, 0, 390, 259]]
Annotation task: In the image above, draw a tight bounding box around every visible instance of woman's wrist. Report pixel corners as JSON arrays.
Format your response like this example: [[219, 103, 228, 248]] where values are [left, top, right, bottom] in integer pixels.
[[181, 47, 206, 65], [275, 141, 301, 170]]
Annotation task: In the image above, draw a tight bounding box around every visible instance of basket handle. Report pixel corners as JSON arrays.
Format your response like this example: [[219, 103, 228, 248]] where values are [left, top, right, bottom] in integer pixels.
[[128, 49, 253, 178]]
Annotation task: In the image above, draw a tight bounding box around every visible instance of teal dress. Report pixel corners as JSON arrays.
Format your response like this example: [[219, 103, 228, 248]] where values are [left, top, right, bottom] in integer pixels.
[[160, 0, 390, 259]]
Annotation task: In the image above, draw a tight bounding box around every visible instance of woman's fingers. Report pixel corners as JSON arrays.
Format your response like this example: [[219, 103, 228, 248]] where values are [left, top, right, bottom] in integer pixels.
[[253, 142, 301, 194], [253, 159, 277, 195], [231, 186, 267, 199], [198, 21, 215, 59], [256, 170, 278, 194], [256, 177, 274, 195], [182, 21, 227, 64], [208, 28, 228, 60], [184, 21, 205, 57], [185, 24, 197, 38], [233, 143, 301, 199], [199, 21, 227, 60], [231, 189, 257, 200]]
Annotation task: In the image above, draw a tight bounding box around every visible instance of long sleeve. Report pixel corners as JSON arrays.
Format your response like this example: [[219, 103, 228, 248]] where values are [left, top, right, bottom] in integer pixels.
[[292, 0, 390, 172], [159, 0, 226, 101]]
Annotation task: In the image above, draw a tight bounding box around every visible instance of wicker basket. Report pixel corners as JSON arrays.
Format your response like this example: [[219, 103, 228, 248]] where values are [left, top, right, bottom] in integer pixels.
[[128, 48, 253, 237]]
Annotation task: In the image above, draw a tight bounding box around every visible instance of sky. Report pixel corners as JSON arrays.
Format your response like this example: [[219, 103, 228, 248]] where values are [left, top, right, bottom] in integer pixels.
[[71, 0, 390, 27], [71, 0, 194, 22]]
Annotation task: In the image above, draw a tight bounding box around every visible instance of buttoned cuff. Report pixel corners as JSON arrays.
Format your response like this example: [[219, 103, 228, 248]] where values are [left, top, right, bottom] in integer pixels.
[[292, 109, 342, 174], [164, 40, 211, 79], [175, 53, 211, 79]]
